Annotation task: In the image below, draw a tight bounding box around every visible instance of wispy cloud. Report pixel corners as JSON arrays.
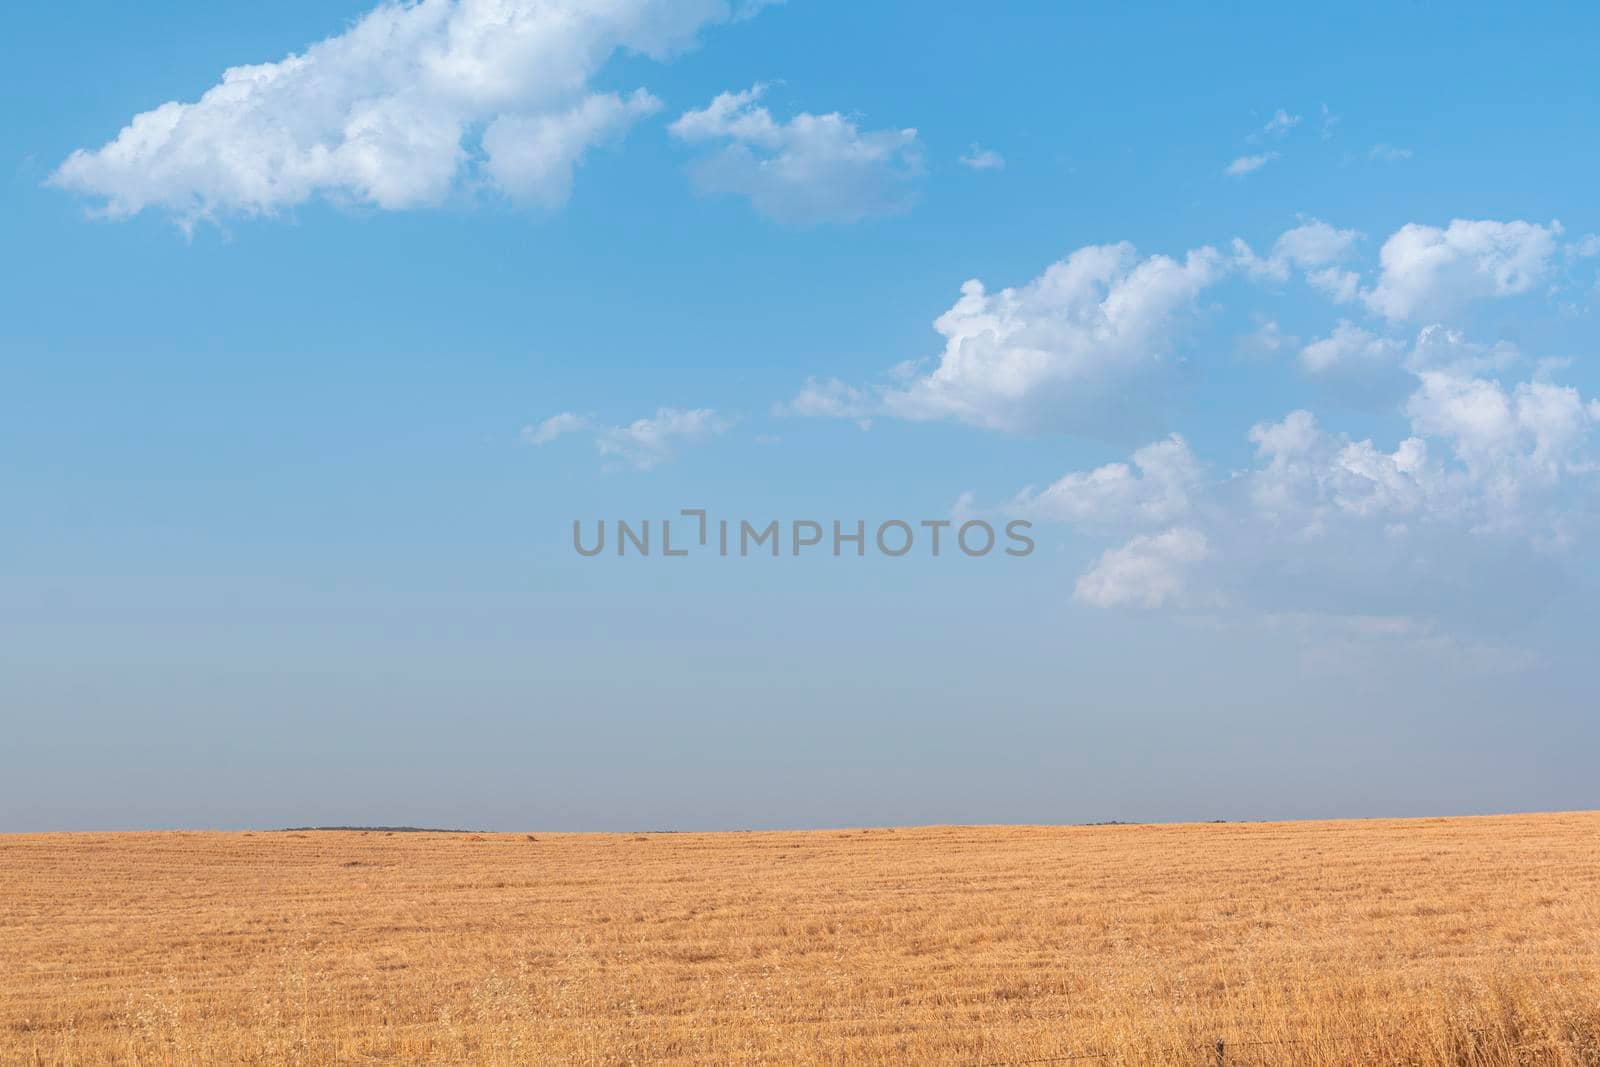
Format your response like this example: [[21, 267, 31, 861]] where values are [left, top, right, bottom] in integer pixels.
[[523, 408, 734, 470], [1319, 103, 1340, 140], [958, 145, 1005, 171], [1225, 151, 1279, 177], [670, 84, 923, 223], [1369, 143, 1414, 162], [523, 412, 590, 446], [1262, 108, 1301, 136]]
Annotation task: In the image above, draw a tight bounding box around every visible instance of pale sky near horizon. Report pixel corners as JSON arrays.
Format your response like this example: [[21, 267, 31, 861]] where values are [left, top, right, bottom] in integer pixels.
[[3, 1, 1598, 831]]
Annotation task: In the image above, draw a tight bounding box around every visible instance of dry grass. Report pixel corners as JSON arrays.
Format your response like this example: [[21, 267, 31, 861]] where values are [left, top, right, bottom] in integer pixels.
[[3, 813, 1599, 1065]]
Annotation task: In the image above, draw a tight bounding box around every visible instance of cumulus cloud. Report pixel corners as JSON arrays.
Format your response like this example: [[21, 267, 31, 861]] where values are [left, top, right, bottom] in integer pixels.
[[1009, 435, 1202, 526], [669, 84, 923, 223], [1225, 152, 1278, 177], [1272, 218, 1361, 269], [1361, 219, 1561, 321], [993, 330, 1597, 625], [1405, 372, 1596, 518], [522, 407, 732, 470], [1299, 320, 1404, 375], [1240, 218, 1570, 319], [1248, 354, 1599, 538], [786, 240, 1226, 434], [51, 0, 762, 228], [1073, 527, 1210, 608], [958, 145, 1005, 171], [1246, 409, 1438, 527], [1234, 218, 1362, 301]]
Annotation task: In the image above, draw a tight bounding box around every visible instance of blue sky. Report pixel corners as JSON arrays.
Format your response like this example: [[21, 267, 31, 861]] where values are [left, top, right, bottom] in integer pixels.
[[3, 1, 1598, 831]]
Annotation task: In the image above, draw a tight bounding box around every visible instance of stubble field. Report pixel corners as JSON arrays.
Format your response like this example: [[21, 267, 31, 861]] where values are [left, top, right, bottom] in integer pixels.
[[3, 812, 1599, 1065]]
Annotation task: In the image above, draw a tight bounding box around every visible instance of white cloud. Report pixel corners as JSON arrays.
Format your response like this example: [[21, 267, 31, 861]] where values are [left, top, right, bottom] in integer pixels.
[[1073, 527, 1210, 608], [1406, 324, 1518, 377], [596, 407, 733, 469], [1234, 218, 1362, 300], [1406, 371, 1595, 513], [958, 145, 1005, 171], [523, 407, 731, 469], [1361, 219, 1561, 321], [1299, 320, 1404, 375], [481, 89, 662, 207], [1244, 219, 1567, 320], [786, 241, 1226, 434], [1273, 218, 1362, 269], [784, 218, 1583, 441], [884, 244, 1225, 431], [1247, 408, 1321, 461], [1246, 409, 1438, 526], [728, 0, 785, 20], [1235, 317, 1296, 362], [1369, 143, 1413, 162], [1225, 151, 1278, 177], [1239, 353, 1598, 536], [1010, 435, 1201, 526], [669, 84, 923, 223], [946, 317, 1594, 669], [1263, 109, 1301, 136], [778, 378, 874, 423], [1306, 267, 1361, 303], [1319, 103, 1340, 140], [522, 411, 589, 445], [51, 0, 762, 228]]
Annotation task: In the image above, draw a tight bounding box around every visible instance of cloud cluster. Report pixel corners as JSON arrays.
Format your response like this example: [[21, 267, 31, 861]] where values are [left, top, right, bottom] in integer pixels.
[[1246, 408, 1438, 527], [1003, 336, 1599, 616], [51, 0, 760, 227], [1223, 106, 1305, 177], [1233, 217, 1363, 301], [1255, 350, 1597, 540], [788, 216, 1580, 445], [523, 407, 732, 470], [669, 85, 923, 223], [888, 243, 1592, 642]]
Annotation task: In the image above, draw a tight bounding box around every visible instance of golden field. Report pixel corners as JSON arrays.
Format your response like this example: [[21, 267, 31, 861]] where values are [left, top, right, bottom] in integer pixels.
[[3, 813, 1599, 1066]]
